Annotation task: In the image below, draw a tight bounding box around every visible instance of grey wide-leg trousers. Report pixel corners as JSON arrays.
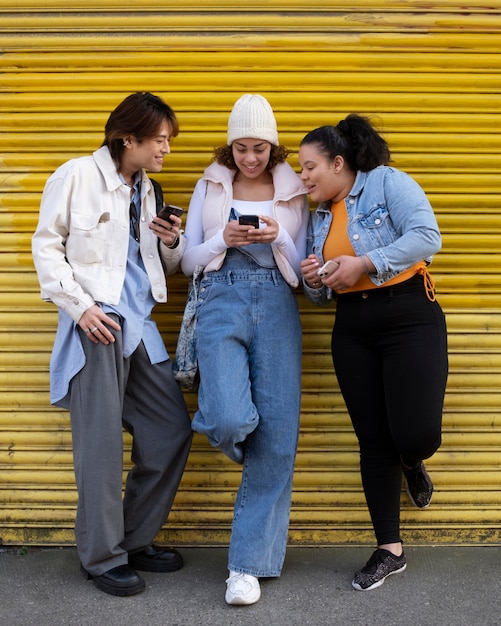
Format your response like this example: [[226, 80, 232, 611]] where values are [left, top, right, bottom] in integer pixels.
[[70, 323, 192, 576]]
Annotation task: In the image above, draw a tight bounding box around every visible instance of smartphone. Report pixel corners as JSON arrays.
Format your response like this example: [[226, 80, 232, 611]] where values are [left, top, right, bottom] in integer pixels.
[[238, 215, 260, 229], [158, 204, 185, 224], [317, 260, 339, 278]]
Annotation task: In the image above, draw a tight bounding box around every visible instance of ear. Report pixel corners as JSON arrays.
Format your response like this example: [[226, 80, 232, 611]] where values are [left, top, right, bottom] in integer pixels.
[[332, 154, 345, 173], [123, 136, 132, 147]]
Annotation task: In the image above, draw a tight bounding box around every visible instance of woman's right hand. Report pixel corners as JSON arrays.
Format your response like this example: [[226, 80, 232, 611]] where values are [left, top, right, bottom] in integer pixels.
[[301, 254, 323, 289], [223, 219, 260, 247]]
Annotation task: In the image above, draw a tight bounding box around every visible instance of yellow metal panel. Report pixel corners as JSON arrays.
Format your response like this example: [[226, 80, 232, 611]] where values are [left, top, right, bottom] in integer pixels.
[[0, 0, 499, 8], [1, 2, 501, 546]]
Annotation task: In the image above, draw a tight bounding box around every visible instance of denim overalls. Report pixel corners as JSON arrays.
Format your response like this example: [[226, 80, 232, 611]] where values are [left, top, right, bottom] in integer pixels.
[[192, 245, 302, 577]]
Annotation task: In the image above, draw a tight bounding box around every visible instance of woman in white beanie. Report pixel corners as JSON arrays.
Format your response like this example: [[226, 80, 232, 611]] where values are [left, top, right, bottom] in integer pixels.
[[182, 94, 309, 605]]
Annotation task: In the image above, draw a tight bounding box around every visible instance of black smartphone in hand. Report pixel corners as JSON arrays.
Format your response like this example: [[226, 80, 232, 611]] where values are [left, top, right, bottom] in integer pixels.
[[158, 204, 185, 224], [238, 215, 260, 229]]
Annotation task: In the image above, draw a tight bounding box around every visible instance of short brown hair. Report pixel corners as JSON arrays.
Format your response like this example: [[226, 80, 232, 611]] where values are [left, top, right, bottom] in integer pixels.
[[103, 92, 179, 165]]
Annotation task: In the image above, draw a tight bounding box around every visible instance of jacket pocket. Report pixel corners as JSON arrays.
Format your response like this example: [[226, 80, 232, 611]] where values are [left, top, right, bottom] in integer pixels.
[[358, 205, 397, 247], [66, 211, 110, 265]]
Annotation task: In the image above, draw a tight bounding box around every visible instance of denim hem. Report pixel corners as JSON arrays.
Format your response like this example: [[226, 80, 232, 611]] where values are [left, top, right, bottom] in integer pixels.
[[227, 566, 282, 578]]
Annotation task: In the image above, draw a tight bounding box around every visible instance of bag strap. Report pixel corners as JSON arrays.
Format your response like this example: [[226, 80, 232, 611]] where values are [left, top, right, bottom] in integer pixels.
[[150, 178, 164, 215]]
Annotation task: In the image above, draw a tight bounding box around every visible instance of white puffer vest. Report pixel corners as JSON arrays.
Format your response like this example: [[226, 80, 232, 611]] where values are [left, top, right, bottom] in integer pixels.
[[200, 161, 307, 287]]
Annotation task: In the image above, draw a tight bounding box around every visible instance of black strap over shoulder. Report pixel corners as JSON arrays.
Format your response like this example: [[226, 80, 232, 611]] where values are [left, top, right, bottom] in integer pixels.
[[150, 178, 164, 215]]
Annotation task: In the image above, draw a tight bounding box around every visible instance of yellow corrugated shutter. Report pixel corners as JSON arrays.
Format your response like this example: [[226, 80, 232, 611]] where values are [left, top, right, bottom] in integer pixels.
[[1, 1, 501, 546]]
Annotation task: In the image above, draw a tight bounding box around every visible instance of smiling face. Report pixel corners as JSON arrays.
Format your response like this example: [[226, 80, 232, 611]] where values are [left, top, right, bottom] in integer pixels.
[[231, 138, 272, 180], [298, 143, 338, 203], [121, 120, 173, 181], [298, 143, 355, 204]]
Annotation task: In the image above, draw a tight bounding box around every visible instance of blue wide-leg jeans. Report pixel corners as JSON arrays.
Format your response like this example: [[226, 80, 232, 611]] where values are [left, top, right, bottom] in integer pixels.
[[192, 251, 302, 577]]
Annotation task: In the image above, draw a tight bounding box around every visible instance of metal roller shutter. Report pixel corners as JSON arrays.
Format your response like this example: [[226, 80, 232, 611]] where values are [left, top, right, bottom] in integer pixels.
[[0, 1, 500, 546]]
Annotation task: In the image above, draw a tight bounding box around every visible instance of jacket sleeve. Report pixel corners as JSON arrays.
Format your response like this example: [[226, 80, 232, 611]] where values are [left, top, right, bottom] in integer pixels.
[[181, 178, 228, 276], [159, 235, 186, 275], [146, 176, 187, 276], [301, 209, 335, 306], [31, 174, 96, 322], [366, 170, 442, 280]]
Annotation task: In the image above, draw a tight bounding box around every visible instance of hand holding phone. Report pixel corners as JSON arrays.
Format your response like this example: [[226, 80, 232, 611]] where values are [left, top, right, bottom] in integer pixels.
[[317, 260, 339, 278], [238, 215, 260, 229], [158, 204, 185, 225]]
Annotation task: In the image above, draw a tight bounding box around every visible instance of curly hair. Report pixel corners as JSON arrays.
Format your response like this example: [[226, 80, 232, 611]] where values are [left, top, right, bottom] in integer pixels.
[[213, 143, 290, 171]]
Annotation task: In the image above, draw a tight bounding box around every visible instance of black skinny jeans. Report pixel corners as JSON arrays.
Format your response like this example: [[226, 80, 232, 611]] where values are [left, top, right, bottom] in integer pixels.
[[331, 275, 448, 545]]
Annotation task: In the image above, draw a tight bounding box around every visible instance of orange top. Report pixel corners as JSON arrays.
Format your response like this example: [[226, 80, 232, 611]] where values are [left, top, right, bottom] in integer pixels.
[[323, 198, 428, 295]]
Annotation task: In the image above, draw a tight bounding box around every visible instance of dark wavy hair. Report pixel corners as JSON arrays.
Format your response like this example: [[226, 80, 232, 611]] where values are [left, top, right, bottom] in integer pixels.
[[300, 114, 390, 172], [102, 92, 179, 166], [213, 143, 290, 170]]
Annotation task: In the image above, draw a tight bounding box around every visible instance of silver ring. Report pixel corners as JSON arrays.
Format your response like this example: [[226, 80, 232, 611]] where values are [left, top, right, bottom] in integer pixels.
[[90, 327, 98, 334]]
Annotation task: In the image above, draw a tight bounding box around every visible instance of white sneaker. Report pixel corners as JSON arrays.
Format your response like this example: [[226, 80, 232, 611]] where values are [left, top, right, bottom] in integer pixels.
[[225, 571, 261, 605]]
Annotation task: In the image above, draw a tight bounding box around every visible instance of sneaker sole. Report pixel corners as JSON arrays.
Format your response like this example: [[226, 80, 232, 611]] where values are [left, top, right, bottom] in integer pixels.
[[352, 562, 407, 591], [225, 589, 261, 605], [225, 581, 261, 606]]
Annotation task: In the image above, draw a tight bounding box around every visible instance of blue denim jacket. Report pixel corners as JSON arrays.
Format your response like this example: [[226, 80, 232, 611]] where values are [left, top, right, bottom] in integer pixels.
[[303, 166, 442, 305]]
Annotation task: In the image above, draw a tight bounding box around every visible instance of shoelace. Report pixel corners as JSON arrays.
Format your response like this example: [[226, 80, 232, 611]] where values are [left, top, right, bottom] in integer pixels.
[[363, 548, 402, 573]]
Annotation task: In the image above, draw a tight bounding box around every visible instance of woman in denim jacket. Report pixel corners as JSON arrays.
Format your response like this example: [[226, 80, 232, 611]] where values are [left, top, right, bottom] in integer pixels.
[[299, 114, 448, 592]]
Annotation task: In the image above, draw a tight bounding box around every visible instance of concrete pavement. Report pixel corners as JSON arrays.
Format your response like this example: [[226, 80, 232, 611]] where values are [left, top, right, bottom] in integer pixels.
[[1, 545, 501, 625]]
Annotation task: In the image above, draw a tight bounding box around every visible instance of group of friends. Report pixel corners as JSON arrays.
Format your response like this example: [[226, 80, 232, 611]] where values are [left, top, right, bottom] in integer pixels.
[[31, 92, 448, 605]]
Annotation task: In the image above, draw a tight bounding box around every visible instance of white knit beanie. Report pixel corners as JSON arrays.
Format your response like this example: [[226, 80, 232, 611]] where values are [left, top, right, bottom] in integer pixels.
[[227, 94, 279, 146]]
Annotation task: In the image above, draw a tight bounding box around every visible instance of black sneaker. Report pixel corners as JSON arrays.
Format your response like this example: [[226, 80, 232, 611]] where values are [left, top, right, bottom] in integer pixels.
[[402, 461, 433, 508], [352, 548, 407, 591]]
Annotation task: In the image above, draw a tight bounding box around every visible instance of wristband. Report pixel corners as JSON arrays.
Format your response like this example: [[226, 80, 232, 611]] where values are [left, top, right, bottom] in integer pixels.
[[167, 235, 179, 249]]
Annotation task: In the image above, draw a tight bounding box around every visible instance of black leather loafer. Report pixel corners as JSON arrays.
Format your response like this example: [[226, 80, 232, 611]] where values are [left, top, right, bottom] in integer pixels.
[[129, 545, 184, 572], [81, 564, 146, 596]]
